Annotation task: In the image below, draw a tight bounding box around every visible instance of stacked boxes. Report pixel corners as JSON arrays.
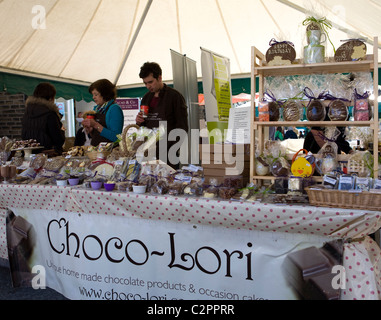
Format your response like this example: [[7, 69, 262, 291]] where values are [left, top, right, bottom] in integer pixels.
[[199, 144, 250, 185]]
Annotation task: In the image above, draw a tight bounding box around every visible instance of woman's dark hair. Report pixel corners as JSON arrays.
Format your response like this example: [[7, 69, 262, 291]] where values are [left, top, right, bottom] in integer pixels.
[[89, 79, 117, 101], [139, 62, 162, 79], [33, 82, 56, 101]]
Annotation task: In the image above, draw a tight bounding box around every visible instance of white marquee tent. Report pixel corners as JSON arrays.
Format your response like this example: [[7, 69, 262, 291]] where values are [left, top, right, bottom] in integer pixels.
[[0, 0, 380, 92]]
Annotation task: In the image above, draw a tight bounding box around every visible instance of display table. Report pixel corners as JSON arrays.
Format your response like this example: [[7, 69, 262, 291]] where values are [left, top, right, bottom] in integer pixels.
[[1, 183, 381, 300]]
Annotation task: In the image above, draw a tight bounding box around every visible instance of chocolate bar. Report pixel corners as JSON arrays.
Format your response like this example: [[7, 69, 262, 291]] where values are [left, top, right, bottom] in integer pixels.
[[274, 177, 289, 194], [282, 240, 343, 300]]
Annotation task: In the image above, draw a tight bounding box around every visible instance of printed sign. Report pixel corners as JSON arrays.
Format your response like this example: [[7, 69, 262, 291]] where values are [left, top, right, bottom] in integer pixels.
[[5, 207, 338, 300], [116, 98, 140, 127]]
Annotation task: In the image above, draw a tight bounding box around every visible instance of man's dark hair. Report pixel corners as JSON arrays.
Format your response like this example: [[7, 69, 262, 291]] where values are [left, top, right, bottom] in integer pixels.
[[139, 62, 162, 79], [33, 82, 56, 101], [88, 79, 117, 101]]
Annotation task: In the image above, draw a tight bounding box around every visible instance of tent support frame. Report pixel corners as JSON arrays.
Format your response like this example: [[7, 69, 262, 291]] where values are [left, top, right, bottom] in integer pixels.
[[114, 0, 154, 85]]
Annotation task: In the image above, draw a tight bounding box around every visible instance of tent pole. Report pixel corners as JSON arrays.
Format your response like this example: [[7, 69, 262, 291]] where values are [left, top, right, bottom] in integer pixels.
[[114, 0, 153, 85]]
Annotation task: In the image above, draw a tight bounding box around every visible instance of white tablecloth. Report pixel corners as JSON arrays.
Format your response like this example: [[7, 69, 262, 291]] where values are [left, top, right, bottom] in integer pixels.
[[1, 184, 381, 300]]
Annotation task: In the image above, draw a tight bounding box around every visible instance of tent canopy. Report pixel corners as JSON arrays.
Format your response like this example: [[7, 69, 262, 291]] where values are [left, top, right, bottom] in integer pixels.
[[0, 0, 380, 99]]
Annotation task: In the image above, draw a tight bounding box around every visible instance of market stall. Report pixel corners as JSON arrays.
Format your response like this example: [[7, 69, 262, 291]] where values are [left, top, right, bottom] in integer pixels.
[[0, 17, 380, 299]]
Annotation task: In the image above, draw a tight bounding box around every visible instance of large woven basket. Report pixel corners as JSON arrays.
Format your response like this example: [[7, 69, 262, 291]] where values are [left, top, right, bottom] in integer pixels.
[[305, 186, 381, 211]]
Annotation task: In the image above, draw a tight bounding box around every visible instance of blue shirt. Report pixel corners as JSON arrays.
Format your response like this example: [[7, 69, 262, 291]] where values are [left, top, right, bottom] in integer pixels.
[[93, 100, 124, 142]]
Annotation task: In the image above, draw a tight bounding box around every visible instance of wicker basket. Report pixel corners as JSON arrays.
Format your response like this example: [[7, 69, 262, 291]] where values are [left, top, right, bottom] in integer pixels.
[[85, 150, 111, 161], [305, 186, 381, 211], [119, 124, 139, 158]]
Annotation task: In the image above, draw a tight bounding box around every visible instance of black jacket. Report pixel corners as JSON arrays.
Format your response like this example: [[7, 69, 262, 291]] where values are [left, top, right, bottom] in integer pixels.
[[138, 84, 189, 168], [139, 84, 189, 134], [22, 97, 65, 154]]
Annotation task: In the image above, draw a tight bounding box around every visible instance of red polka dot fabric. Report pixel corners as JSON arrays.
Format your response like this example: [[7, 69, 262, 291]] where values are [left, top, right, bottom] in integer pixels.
[[1, 184, 381, 299]]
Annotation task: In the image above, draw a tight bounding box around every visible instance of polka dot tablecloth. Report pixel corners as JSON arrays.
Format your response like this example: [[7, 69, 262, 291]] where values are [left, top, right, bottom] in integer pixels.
[[1, 184, 381, 300]]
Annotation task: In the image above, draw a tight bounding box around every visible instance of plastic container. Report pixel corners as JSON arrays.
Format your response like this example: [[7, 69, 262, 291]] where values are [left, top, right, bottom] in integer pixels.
[[104, 183, 115, 192], [56, 179, 68, 186], [68, 178, 80, 186], [91, 181, 103, 190], [133, 185, 146, 194]]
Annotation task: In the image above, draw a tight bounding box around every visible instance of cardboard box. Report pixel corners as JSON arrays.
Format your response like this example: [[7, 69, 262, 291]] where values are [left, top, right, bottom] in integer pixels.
[[199, 143, 250, 166], [200, 152, 250, 163], [199, 144, 250, 186], [199, 143, 250, 155]]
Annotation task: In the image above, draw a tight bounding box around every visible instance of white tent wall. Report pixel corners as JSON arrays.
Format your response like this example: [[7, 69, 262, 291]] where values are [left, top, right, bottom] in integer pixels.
[[0, 0, 379, 89]]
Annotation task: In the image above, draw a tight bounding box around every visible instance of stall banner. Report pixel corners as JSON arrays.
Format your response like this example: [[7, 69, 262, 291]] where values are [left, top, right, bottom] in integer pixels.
[[6, 207, 336, 300], [115, 98, 140, 128], [201, 48, 232, 143]]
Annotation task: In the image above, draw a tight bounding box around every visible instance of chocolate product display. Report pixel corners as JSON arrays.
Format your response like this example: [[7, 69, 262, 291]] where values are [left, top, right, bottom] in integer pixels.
[[306, 100, 326, 121], [355, 177, 371, 191], [334, 39, 367, 62], [231, 187, 253, 201], [327, 100, 348, 121], [117, 180, 136, 192], [184, 182, 204, 197], [283, 100, 302, 121], [322, 173, 338, 189], [288, 176, 303, 194], [218, 187, 237, 200], [138, 174, 156, 192], [150, 178, 169, 195], [262, 193, 309, 204], [354, 99, 372, 121], [274, 177, 289, 194], [168, 180, 186, 196], [268, 101, 281, 121], [270, 157, 290, 177], [282, 240, 343, 300], [258, 101, 270, 122], [223, 177, 243, 189], [42, 157, 66, 172], [11, 139, 40, 150], [265, 40, 296, 66], [202, 185, 218, 199], [338, 174, 355, 190]]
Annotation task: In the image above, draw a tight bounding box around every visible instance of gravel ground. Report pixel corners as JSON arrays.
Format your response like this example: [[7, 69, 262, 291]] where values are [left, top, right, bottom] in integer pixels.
[[0, 264, 68, 300]]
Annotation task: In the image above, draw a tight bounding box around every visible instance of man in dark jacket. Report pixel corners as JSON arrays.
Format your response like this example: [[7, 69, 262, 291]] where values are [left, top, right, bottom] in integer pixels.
[[136, 62, 189, 169], [21, 83, 65, 156]]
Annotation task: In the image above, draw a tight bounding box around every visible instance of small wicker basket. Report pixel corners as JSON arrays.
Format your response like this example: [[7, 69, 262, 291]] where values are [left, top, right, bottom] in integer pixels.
[[86, 150, 111, 161], [305, 186, 381, 211]]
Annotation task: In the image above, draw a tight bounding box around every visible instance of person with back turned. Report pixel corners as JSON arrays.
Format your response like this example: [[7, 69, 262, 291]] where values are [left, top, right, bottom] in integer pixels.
[[22, 82, 65, 156]]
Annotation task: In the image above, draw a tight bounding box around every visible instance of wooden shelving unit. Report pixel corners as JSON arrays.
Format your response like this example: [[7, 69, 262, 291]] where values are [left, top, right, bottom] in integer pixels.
[[250, 36, 379, 183]]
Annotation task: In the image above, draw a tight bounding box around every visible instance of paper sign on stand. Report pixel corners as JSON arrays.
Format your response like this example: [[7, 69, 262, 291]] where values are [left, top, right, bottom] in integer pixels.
[[225, 106, 251, 144]]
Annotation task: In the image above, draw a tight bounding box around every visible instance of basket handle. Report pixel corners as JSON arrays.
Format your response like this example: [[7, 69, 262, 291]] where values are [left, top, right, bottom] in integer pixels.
[[292, 149, 309, 163], [121, 124, 140, 155]]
